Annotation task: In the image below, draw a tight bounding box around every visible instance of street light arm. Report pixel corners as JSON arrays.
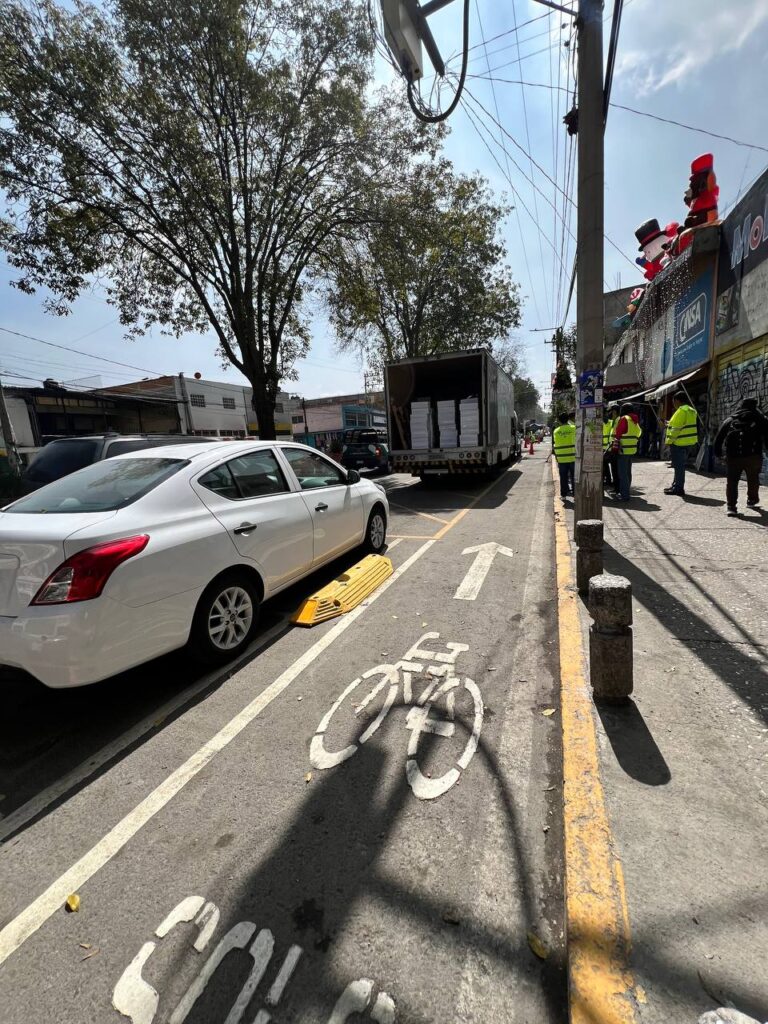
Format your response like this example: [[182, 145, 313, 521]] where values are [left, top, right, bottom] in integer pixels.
[[421, 0, 457, 15]]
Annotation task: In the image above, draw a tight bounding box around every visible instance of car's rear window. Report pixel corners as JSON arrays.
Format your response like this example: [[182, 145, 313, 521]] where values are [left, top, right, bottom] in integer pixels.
[[24, 439, 101, 484], [104, 439, 161, 457], [7, 458, 187, 514]]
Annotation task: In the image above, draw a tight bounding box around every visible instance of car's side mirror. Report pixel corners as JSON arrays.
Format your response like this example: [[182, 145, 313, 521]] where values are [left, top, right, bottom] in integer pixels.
[[347, 469, 361, 484]]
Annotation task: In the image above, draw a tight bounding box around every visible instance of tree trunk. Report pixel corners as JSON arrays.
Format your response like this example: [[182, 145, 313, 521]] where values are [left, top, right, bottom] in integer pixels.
[[251, 392, 277, 440]]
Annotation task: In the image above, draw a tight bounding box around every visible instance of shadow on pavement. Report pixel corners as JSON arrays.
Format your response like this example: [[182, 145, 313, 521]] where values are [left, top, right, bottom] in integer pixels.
[[604, 540, 768, 731], [0, 547, 381, 839], [606, 497, 663, 512], [155, 695, 567, 1024], [595, 699, 671, 786], [682, 494, 726, 507], [379, 464, 523, 515]]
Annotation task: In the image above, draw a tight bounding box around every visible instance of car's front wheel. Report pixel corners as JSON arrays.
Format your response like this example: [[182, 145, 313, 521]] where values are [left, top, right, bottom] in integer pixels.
[[363, 505, 387, 554], [189, 570, 261, 665]]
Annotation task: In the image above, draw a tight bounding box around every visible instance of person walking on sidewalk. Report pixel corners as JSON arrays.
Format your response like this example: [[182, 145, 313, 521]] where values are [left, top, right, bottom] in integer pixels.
[[553, 412, 576, 500], [713, 397, 768, 516], [614, 404, 642, 502], [603, 404, 619, 493], [664, 391, 698, 496]]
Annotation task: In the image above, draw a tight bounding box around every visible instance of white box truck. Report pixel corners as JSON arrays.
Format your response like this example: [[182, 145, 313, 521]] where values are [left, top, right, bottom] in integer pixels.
[[385, 349, 521, 479]]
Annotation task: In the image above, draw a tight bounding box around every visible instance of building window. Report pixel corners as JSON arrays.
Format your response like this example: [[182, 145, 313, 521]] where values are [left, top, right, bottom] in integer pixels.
[[190, 394, 206, 407], [222, 396, 236, 410], [274, 402, 284, 414], [292, 415, 304, 424]]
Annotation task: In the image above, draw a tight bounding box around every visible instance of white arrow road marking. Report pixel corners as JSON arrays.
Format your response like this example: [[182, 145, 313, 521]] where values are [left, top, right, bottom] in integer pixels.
[[453, 542, 514, 601]]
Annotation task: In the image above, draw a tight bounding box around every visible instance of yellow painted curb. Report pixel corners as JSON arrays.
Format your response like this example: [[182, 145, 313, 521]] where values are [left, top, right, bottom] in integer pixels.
[[292, 554, 394, 626], [552, 461, 640, 1023]]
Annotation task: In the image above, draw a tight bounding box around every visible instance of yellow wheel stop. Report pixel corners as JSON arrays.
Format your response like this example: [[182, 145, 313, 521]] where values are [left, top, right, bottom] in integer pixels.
[[292, 555, 394, 626]]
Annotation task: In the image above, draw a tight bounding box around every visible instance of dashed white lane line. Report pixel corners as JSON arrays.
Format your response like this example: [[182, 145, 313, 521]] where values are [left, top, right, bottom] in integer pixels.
[[0, 539, 435, 968]]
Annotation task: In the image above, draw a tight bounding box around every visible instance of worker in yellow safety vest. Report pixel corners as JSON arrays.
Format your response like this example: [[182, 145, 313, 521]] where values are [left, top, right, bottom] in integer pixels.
[[553, 412, 576, 500], [603, 404, 619, 493], [664, 390, 698, 497], [612, 403, 642, 502]]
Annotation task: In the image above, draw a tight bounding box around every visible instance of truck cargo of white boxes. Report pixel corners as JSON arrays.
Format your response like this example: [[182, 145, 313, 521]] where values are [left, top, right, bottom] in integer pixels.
[[388, 349, 517, 476]]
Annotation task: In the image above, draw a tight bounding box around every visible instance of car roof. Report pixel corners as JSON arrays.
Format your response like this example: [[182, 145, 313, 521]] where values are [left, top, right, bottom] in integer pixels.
[[109, 440, 313, 461], [42, 434, 217, 445]]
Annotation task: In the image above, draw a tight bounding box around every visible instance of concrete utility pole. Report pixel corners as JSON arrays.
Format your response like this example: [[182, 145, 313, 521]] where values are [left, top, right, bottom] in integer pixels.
[[177, 373, 194, 435], [574, 0, 605, 524], [0, 375, 21, 476]]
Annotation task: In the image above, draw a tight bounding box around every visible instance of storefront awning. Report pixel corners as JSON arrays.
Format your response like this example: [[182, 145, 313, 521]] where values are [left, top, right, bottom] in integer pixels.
[[617, 385, 655, 403], [647, 369, 698, 402]]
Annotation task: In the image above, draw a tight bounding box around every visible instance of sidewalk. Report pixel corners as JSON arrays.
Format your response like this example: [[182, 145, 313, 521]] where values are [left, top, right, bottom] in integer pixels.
[[565, 461, 768, 1023]]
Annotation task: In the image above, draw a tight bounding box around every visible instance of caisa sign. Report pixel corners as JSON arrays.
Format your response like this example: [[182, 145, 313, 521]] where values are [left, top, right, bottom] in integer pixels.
[[672, 266, 713, 375]]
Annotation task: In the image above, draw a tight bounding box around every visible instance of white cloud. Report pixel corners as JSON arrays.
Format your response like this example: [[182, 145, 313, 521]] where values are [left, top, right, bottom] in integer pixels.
[[617, 0, 768, 95]]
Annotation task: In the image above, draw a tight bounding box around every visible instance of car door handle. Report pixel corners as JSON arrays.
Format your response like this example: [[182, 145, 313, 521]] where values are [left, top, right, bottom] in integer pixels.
[[233, 522, 256, 535], [315, 503, 329, 512]]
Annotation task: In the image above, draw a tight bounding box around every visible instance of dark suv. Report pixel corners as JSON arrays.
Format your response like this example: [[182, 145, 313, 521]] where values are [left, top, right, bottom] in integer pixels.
[[340, 430, 389, 475], [21, 434, 218, 493]]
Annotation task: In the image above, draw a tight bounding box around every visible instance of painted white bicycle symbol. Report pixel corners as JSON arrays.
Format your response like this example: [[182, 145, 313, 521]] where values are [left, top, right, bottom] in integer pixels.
[[310, 632, 484, 800]]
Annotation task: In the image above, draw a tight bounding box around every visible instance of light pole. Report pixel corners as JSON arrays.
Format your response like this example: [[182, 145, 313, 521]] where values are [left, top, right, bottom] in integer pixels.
[[381, 0, 606, 523], [573, 0, 605, 524]]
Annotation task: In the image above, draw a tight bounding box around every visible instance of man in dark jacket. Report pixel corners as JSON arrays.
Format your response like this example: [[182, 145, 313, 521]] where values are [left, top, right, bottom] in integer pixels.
[[713, 398, 768, 516]]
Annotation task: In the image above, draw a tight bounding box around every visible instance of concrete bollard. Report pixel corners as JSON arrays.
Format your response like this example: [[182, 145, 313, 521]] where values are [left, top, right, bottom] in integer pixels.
[[575, 519, 603, 595], [588, 573, 633, 704]]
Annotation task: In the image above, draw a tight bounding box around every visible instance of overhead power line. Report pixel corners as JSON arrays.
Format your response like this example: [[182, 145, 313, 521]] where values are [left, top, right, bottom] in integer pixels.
[[407, 0, 471, 123], [461, 9, 552, 58], [459, 93, 572, 285], [0, 325, 168, 376], [472, 1, 545, 325], [468, 79, 768, 155], [603, 0, 624, 123], [507, 0, 551, 324], [611, 104, 768, 154], [0, 324, 364, 398], [462, 85, 636, 272]]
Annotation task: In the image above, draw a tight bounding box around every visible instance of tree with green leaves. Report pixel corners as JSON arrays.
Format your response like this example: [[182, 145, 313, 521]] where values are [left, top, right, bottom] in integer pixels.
[[510, 376, 541, 422], [549, 323, 576, 423], [0, 0, 430, 437], [326, 159, 521, 370]]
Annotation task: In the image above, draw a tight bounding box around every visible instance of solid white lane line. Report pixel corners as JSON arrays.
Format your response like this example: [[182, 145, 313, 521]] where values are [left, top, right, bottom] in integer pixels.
[[0, 539, 436, 968], [0, 618, 290, 843], [2, 543, 408, 842]]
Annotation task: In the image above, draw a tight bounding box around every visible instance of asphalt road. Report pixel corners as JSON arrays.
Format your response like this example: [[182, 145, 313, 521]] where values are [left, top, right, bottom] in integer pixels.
[[0, 455, 566, 1024]]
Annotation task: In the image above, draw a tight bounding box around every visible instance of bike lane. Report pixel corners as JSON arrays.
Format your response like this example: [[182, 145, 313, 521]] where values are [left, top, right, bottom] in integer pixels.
[[0, 457, 565, 1023]]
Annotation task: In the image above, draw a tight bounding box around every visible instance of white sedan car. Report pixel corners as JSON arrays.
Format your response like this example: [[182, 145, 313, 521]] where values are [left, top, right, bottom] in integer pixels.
[[0, 441, 389, 688]]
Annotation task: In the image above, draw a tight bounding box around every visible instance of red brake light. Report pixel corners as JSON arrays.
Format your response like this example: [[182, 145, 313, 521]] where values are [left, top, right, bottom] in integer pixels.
[[375, 447, 382, 456], [31, 535, 149, 605]]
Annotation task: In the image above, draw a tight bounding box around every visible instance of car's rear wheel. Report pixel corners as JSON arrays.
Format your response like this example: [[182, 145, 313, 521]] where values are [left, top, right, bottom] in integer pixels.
[[189, 570, 261, 665], [364, 505, 387, 554]]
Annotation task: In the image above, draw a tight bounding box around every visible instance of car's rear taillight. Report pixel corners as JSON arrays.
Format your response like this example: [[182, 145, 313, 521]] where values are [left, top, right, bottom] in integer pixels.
[[31, 535, 149, 605], [375, 447, 382, 456]]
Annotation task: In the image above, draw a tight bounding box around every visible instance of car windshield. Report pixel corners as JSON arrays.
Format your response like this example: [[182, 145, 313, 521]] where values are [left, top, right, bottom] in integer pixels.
[[6, 458, 187, 514], [24, 439, 101, 484]]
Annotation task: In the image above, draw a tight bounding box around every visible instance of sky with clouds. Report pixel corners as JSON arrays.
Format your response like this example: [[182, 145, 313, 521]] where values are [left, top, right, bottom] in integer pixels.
[[2, 0, 768, 405]]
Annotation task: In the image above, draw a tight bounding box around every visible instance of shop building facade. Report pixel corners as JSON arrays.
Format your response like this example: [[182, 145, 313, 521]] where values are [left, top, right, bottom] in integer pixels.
[[712, 167, 768, 477], [291, 392, 386, 449], [103, 375, 301, 438]]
